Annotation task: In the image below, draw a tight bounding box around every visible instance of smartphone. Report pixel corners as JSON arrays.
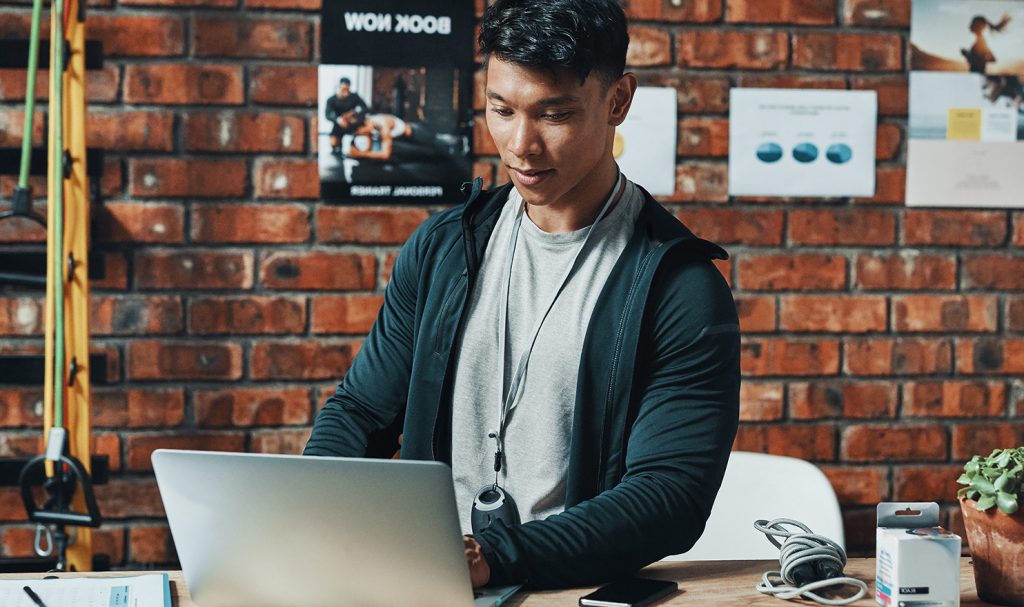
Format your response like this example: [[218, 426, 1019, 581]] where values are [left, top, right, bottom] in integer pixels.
[[578, 577, 678, 607]]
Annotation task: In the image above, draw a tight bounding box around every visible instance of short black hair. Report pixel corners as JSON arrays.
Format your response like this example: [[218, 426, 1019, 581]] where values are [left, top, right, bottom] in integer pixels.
[[478, 0, 629, 85], [339, 77, 351, 86]]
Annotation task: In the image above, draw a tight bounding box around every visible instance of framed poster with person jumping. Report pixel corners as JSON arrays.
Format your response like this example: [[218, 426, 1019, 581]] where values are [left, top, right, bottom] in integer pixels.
[[319, 0, 475, 204]]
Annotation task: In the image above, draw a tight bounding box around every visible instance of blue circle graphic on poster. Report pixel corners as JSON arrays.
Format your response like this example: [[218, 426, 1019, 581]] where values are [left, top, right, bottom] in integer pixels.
[[792, 143, 819, 163], [826, 143, 853, 164], [755, 142, 783, 163]]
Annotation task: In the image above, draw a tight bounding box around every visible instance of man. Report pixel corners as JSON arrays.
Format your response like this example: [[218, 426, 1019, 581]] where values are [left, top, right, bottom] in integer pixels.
[[325, 77, 369, 154], [305, 0, 740, 590]]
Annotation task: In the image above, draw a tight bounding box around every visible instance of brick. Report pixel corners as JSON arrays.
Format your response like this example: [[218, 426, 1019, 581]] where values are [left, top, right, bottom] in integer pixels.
[[254, 158, 319, 199], [904, 210, 1007, 247], [0, 388, 43, 427], [678, 30, 787, 69], [780, 296, 887, 333], [90, 15, 185, 57], [127, 340, 243, 381], [663, 162, 728, 202], [0, 487, 25, 521], [128, 525, 176, 564], [0, 66, 120, 103], [854, 166, 906, 205], [94, 432, 123, 472], [260, 251, 376, 291], [251, 428, 313, 454], [194, 17, 312, 59], [851, 76, 908, 116], [88, 111, 175, 151], [125, 432, 246, 471], [677, 209, 783, 246], [893, 295, 997, 333], [714, 259, 733, 288], [733, 425, 835, 461], [727, 0, 836, 25], [845, 338, 952, 376], [789, 382, 898, 419], [821, 466, 889, 505], [854, 253, 956, 290], [678, 118, 729, 157], [316, 207, 430, 244], [0, 434, 41, 457], [737, 74, 847, 91], [789, 209, 896, 246], [963, 256, 1024, 290], [121, 0, 235, 6], [189, 296, 306, 334], [0, 297, 44, 336], [93, 388, 186, 428], [194, 387, 311, 427], [739, 382, 784, 421], [184, 112, 306, 153], [135, 250, 254, 289], [1014, 213, 1024, 246], [951, 424, 1024, 460], [892, 465, 963, 502], [91, 295, 183, 335], [842, 425, 948, 462], [130, 159, 248, 198], [93, 252, 130, 291], [876, 124, 902, 161], [957, 339, 1024, 375], [250, 65, 317, 106], [311, 295, 384, 334], [736, 296, 776, 333], [636, 72, 730, 114], [626, 26, 672, 67], [381, 251, 399, 285], [1008, 298, 1024, 331], [741, 338, 840, 376], [96, 479, 165, 518], [844, 0, 911, 27], [95, 202, 184, 243], [793, 33, 902, 72], [246, 0, 320, 9], [0, 206, 46, 243], [0, 108, 43, 146], [904, 381, 1006, 418], [0, 526, 37, 557], [738, 254, 846, 291], [623, 0, 723, 22], [192, 203, 310, 243], [125, 64, 243, 105], [251, 340, 359, 380]]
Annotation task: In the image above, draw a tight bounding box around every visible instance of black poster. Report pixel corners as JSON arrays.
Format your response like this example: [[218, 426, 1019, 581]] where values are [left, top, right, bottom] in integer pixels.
[[319, 0, 476, 204]]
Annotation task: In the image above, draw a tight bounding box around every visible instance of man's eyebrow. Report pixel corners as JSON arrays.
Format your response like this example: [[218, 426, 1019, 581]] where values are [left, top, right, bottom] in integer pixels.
[[485, 90, 581, 105]]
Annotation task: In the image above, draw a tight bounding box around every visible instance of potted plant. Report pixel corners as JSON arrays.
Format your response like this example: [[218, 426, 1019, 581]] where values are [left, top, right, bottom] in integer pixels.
[[957, 447, 1024, 607]]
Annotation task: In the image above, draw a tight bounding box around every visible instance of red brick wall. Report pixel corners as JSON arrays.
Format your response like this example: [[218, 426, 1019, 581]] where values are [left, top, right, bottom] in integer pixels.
[[0, 0, 1016, 565]]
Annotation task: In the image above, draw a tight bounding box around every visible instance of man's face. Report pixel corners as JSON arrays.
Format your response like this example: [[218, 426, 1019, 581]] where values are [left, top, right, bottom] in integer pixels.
[[485, 58, 627, 210], [338, 83, 351, 97]]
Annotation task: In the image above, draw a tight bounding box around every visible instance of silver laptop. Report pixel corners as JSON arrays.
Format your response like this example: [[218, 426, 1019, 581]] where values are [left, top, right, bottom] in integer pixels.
[[152, 450, 520, 607]]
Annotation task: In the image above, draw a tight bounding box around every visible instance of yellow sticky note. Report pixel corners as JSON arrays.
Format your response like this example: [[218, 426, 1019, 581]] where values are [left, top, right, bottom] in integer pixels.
[[947, 108, 982, 141]]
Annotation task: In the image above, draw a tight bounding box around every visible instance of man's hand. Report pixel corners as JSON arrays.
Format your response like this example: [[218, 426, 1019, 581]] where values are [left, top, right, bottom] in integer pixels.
[[464, 536, 491, 588]]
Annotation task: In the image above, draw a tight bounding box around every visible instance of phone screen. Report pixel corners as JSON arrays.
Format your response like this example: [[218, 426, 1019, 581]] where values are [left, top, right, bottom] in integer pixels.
[[579, 577, 678, 607]]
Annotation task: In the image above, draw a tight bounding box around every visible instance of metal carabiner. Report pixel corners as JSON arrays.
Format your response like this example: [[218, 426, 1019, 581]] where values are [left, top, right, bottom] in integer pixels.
[[34, 524, 53, 557]]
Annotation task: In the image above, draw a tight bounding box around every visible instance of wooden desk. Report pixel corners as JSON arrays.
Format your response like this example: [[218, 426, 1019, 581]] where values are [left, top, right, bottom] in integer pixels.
[[1, 558, 993, 606]]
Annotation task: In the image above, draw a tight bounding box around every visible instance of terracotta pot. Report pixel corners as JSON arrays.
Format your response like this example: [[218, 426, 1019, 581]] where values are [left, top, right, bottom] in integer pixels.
[[960, 498, 1024, 607]]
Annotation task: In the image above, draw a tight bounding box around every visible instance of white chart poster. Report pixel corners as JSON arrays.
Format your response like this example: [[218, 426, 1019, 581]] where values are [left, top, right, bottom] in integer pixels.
[[907, 0, 1024, 207], [728, 88, 878, 198], [614, 87, 676, 196]]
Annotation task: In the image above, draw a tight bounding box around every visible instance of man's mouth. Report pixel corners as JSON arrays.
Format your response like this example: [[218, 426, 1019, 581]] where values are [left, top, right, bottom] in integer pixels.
[[509, 167, 554, 186]]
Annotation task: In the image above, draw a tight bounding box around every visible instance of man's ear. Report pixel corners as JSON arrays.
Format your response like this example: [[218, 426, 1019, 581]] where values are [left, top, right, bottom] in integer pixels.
[[608, 73, 638, 127]]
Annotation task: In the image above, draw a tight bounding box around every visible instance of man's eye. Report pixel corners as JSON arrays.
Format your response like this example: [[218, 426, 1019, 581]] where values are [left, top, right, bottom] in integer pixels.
[[542, 112, 570, 121], [490, 107, 513, 117]]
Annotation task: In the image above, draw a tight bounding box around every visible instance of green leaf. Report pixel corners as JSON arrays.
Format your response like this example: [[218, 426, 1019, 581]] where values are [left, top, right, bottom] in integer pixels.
[[996, 451, 1012, 468], [958, 487, 969, 499], [966, 460, 980, 475], [996, 492, 1019, 515], [976, 495, 996, 511], [995, 472, 1010, 492], [957, 473, 971, 485], [971, 477, 996, 495]]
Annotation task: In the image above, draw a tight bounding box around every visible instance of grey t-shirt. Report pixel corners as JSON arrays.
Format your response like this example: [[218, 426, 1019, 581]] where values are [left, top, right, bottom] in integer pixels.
[[451, 179, 643, 534]]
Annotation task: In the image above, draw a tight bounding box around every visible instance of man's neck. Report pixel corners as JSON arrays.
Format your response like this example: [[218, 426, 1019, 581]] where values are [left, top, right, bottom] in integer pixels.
[[524, 161, 621, 233]]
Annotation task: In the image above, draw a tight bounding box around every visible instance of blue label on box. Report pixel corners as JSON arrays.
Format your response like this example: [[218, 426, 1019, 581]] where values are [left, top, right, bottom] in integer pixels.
[[109, 586, 129, 607]]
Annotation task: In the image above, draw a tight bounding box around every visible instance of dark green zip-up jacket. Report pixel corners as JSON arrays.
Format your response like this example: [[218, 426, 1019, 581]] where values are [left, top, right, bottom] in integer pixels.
[[304, 178, 740, 589]]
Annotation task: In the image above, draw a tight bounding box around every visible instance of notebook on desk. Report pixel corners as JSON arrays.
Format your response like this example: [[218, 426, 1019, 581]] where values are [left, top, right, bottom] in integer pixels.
[[152, 450, 520, 607]]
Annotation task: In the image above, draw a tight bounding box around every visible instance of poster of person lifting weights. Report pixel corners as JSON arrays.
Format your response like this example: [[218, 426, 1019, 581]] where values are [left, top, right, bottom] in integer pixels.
[[907, 0, 1024, 207], [319, 0, 474, 204]]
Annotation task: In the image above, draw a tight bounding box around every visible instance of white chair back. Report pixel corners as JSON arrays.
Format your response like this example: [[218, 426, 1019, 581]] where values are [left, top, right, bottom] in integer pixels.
[[666, 451, 844, 560]]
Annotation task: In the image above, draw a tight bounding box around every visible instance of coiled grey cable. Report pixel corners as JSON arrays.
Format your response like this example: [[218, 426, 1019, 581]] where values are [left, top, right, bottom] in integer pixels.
[[754, 518, 868, 606]]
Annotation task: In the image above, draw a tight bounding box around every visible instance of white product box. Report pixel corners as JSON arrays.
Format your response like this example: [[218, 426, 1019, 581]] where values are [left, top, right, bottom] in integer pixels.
[[876, 502, 961, 607]]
